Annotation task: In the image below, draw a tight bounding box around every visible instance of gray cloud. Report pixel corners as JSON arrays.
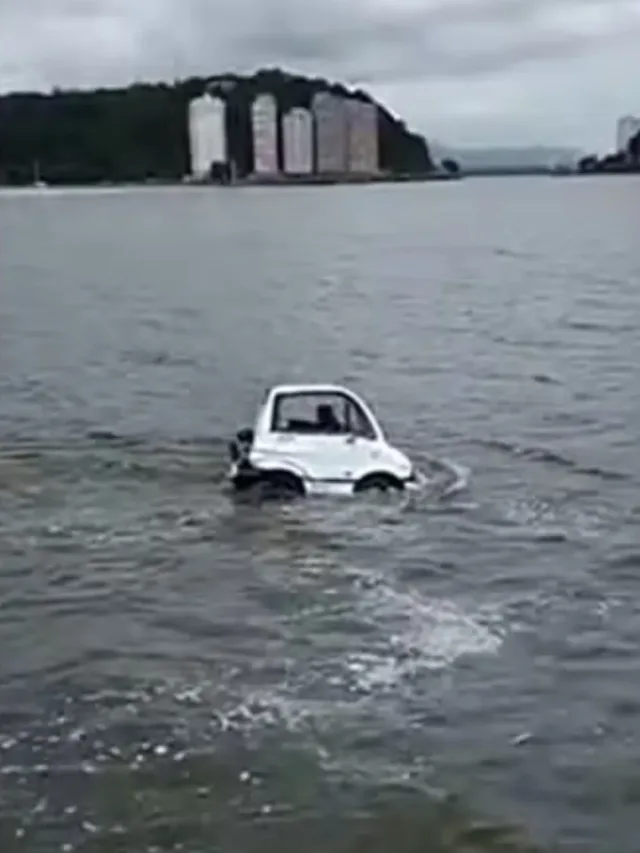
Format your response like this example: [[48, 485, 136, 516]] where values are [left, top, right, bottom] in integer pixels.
[[0, 0, 638, 149], [237, 0, 639, 82]]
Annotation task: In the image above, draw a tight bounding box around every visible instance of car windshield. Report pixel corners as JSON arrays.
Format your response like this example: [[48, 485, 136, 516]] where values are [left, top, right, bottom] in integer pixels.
[[271, 392, 377, 439]]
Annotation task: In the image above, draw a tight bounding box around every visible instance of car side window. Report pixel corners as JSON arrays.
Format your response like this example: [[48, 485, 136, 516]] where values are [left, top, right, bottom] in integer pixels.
[[345, 399, 377, 440], [272, 393, 349, 434]]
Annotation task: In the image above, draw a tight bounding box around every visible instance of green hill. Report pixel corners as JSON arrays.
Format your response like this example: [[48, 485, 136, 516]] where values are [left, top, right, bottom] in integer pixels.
[[0, 67, 433, 185]]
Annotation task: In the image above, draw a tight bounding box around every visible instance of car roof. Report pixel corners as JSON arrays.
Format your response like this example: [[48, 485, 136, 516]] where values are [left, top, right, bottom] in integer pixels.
[[267, 383, 354, 397]]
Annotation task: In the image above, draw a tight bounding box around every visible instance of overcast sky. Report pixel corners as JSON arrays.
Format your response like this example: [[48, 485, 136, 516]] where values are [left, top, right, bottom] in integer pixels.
[[1, 0, 639, 152]]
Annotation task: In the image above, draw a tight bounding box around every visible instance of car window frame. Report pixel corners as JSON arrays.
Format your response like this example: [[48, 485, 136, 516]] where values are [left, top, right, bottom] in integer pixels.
[[270, 391, 377, 440]]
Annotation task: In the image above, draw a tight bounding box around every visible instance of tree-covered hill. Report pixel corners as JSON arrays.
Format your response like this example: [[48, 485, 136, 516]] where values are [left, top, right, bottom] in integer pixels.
[[0, 67, 433, 185], [577, 129, 640, 175]]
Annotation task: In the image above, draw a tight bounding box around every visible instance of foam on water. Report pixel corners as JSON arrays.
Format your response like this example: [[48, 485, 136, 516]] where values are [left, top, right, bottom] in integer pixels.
[[350, 581, 504, 686], [0, 552, 515, 847], [217, 554, 506, 727], [0, 450, 510, 842], [418, 456, 472, 501], [499, 496, 609, 541]]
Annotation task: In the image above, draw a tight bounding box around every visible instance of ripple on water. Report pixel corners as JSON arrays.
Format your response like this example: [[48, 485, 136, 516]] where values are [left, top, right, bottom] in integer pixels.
[[2, 176, 640, 852], [0, 509, 510, 847]]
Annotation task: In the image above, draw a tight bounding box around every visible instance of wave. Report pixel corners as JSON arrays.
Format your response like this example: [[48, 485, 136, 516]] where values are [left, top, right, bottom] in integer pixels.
[[477, 438, 628, 482]]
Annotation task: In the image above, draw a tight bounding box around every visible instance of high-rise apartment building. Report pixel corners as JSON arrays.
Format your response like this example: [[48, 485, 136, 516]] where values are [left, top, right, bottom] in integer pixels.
[[312, 92, 348, 174], [616, 115, 640, 152], [346, 98, 379, 174], [188, 93, 227, 178], [282, 107, 313, 175], [251, 93, 279, 175]]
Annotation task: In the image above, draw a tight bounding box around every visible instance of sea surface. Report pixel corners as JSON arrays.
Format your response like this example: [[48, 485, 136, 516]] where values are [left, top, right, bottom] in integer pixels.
[[0, 177, 639, 852]]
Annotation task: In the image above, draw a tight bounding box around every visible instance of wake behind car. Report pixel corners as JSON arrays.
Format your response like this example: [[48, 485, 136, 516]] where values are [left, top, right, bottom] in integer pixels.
[[227, 383, 423, 497]]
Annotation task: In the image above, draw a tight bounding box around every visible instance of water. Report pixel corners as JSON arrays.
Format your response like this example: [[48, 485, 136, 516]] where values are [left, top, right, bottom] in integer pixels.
[[0, 178, 639, 852]]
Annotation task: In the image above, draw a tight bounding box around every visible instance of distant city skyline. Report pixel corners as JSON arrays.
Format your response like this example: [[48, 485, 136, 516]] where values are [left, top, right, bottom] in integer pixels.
[[1, 0, 638, 153], [187, 89, 380, 180], [616, 115, 640, 154]]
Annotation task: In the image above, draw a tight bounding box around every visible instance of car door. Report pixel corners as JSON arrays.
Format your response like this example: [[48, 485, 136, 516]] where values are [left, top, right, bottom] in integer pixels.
[[265, 391, 380, 485], [297, 431, 358, 484], [340, 395, 383, 480], [286, 394, 379, 484], [268, 425, 353, 485]]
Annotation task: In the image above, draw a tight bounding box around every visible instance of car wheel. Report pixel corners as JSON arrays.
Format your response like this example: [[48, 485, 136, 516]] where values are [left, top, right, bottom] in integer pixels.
[[354, 473, 404, 494], [260, 471, 305, 500]]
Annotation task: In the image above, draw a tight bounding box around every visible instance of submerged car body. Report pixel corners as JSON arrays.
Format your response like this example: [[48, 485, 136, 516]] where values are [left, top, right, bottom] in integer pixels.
[[227, 383, 422, 497]]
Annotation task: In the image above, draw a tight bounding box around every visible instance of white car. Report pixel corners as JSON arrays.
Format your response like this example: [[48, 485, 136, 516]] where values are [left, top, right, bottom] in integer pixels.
[[227, 383, 424, 497]]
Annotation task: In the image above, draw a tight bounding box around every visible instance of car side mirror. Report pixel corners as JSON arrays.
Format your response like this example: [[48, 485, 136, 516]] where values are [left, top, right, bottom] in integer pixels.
[[345, 433, 357, 444]]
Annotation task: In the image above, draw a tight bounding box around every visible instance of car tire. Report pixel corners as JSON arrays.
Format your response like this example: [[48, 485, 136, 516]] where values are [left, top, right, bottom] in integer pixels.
[[259, 471, 305, 500], [354, 473, 404, 494]]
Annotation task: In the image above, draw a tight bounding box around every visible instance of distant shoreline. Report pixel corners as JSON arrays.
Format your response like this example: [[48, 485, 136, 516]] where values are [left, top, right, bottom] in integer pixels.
[[3, 168, 639, 193], [0, 171, 462, 191]]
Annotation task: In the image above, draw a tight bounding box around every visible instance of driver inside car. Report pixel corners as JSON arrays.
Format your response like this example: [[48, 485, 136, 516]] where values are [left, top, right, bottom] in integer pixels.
[[316, 403, 343, 433]]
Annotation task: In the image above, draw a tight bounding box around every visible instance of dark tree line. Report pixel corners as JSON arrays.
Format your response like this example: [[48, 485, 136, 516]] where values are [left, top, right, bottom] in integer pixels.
[[0, 67, 433, 186], [440, 158, 460, 175], [577, 129, 640, 175]]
